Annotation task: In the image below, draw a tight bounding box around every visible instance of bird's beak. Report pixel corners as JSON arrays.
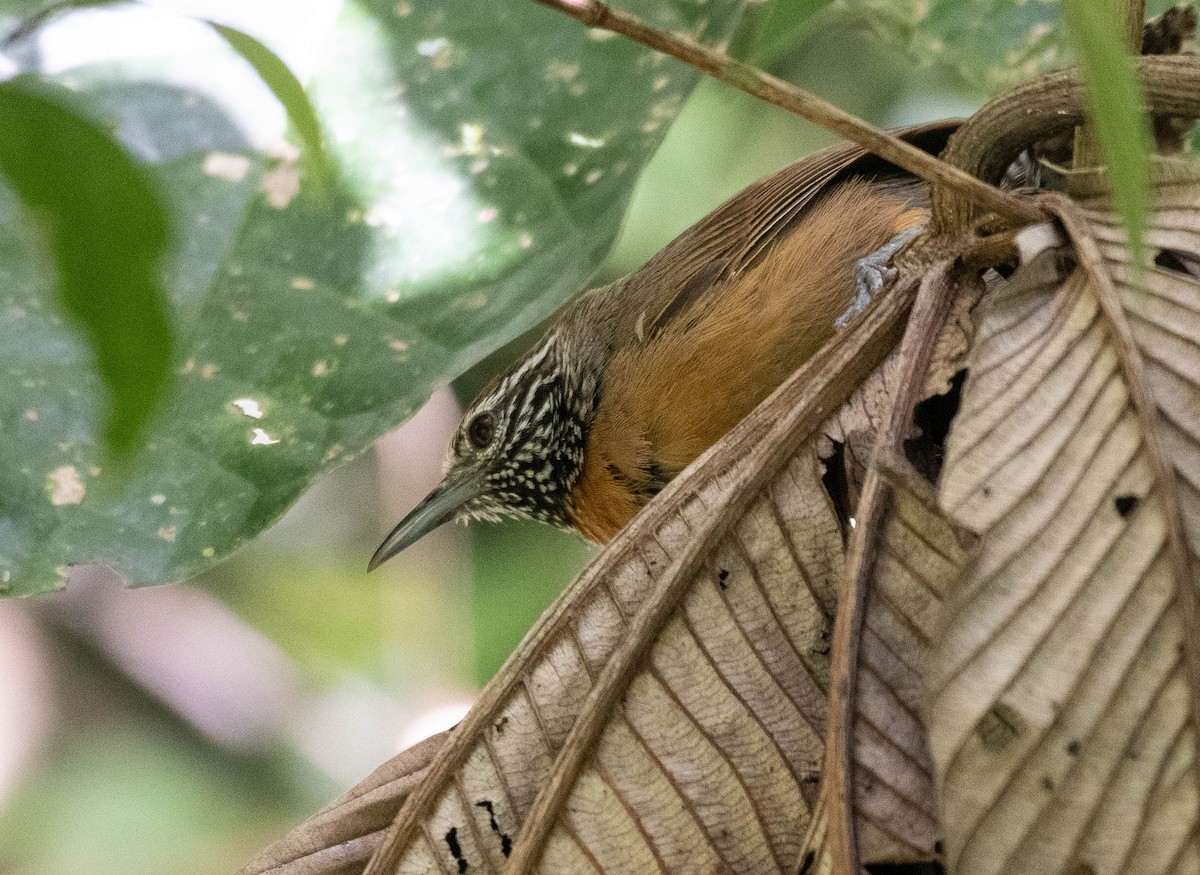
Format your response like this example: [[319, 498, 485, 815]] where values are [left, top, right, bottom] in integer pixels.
[[368, 471, 487, 571]]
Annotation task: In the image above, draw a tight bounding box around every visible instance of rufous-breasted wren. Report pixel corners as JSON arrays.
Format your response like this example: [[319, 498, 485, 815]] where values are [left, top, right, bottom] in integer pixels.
[[369, 124, 956, 571]]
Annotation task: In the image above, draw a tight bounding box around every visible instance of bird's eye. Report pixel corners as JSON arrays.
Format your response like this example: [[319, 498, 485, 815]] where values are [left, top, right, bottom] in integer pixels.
[[467, 412, 495, 449]]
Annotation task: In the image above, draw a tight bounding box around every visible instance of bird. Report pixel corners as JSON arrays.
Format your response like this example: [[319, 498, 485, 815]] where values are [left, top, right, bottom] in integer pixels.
[[369, 122, 957, 571]]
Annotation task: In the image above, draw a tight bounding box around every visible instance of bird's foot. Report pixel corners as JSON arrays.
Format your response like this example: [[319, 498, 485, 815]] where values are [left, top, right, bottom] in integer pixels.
[[835, 224, 925, 329]]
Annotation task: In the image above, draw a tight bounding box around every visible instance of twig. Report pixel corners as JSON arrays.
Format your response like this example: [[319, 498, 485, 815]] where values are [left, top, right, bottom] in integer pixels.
[[533, 0, 1044, 227]]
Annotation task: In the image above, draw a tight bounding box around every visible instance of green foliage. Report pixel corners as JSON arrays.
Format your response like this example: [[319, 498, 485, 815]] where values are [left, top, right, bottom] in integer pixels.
[[843, 0, 1178, 90], [209, 22, 330, 194], [739, 0, 834, 65], [0, 0, 748, 595], [0, 79, 173, 461], [1063, 0, 1151, 268]]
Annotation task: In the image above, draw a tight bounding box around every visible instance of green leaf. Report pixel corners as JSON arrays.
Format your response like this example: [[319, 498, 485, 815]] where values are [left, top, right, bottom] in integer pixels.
[[0, 79, 173, 461], [208, 21, 330, 194], [740, 0, 834, 66], [840, 0, 1179, 90], [0, 0, 749, 594], [1062, 0, 1151, 268]]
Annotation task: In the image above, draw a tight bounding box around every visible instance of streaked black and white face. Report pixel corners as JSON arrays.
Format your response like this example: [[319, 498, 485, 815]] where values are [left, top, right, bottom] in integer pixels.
[[448, 331, 595, 528]]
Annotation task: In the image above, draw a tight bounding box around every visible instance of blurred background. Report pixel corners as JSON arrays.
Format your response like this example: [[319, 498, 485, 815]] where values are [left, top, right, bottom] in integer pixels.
[[0, 7, 991, 874]]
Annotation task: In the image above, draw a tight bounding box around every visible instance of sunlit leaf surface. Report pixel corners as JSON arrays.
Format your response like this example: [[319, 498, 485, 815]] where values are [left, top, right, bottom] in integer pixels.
[[0, 0, 747, 594]]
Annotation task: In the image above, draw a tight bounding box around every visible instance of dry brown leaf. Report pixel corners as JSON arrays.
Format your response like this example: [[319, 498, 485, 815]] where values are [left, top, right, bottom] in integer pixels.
[[241, 732, 447, 875], [929, 163, 1200, 875], [797, 258, 981, 875]]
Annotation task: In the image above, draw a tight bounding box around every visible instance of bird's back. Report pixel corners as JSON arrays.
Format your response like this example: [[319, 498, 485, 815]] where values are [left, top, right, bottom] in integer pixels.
[[568, 178, 927, 541]]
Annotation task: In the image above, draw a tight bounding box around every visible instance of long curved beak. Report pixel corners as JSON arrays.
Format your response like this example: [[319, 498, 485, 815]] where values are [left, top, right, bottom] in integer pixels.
[[368, 471, 487, 571]]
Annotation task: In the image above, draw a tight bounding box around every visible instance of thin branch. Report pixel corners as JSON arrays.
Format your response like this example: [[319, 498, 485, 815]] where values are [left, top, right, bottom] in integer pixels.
[[533, 0, 1044, 228]]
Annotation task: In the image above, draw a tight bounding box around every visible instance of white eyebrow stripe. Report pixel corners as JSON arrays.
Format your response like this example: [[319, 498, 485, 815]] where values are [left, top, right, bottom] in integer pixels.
[[469, 331, 558, 421], [508, 332, 556, 384]]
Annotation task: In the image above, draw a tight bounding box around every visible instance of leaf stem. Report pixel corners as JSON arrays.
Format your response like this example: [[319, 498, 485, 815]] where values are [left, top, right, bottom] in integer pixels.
[[531, 0, 1043, 228]]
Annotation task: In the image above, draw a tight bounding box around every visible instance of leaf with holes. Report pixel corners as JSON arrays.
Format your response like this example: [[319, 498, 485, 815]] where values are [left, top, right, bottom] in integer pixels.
[[0, 0, 748, 594], [928, 162, 1200, 875]]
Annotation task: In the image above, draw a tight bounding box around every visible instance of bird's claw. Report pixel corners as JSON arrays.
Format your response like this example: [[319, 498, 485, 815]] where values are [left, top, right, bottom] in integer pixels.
[[835, 224, 925, 329]]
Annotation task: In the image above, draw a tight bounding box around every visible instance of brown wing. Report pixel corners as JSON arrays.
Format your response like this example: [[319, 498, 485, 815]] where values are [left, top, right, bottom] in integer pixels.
[[629, 120, 958, 339]]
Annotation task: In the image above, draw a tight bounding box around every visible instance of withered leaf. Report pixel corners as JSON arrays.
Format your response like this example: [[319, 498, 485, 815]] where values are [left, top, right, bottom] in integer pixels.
[[930, 162, 1200, 875]]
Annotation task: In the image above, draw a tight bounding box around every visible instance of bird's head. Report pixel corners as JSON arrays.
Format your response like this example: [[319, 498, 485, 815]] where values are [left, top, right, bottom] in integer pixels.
[[369, 330, 601, 570]]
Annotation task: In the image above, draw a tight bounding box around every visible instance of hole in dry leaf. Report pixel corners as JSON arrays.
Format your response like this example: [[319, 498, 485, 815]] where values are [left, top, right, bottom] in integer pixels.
[[798, 850, 816, 874], [1067, 739, 1082, 756], [1155, 248, 1200, 280], [444, 826, 468, 873], [494, 716, 508, 734], [904, 369, 967, 485], [1041, 775, 1055, 792], [475, 800, 512, 858], [820, 439, 852, 541], [1114, 494, 1139, 518], [977, 702, 1024, 750], [865, 863, 945, 875], [934, 841, 944, 855], [992, 259, 1017, 280], [717, 568, 730, 589], [812, 627, 831, 656]]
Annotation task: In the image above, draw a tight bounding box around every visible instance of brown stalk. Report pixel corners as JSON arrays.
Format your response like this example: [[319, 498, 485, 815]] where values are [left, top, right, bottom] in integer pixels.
[[531, 0, 1043, 228], [819, 259, 969, 872]]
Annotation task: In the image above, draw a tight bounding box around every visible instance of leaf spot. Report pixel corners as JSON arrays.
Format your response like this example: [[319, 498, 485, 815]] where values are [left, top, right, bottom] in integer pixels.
[[1114, 494, 1139, 518], [443, 826, 468, 873], [475, 800, 512, 858], [545, 59, 580, 82], [157, 525, 177, 542], [202, 152, 251, 182], [232, 398, 265, 419], [47, 465, 85, 506], [977, 702, 1024, 750], [567, 131, 605, 148], [291, 276, 315, 291], [417, 37, 449, 56], [261, 165, 301, 209], [251, 428, 280, 446], [417, 38, 453, 69]]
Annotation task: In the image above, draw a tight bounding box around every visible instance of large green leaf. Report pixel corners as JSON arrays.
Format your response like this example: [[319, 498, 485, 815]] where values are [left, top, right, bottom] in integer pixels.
[[842, 0, 1179, 90], [0, 0, 747, 595], [0, 79, 174, 461]]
